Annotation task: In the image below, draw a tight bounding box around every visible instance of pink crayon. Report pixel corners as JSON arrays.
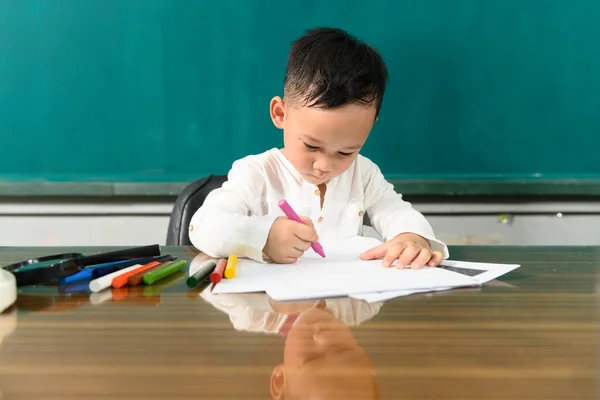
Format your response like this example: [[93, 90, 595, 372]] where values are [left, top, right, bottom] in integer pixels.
[[277, 199, 326, 258]]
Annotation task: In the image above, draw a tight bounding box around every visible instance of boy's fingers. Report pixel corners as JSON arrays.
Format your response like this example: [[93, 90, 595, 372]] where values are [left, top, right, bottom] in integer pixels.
[[288, 247, 304, 258], [396, 245, 420, 269], [360, 244, 389, 260], [411, 249, 432, 269], [382, 243, 406, 267], [429, 251, 444, 267], [292, 223, 319, 242], [299, 216, 315, 228], [293, 238, 312, 252]]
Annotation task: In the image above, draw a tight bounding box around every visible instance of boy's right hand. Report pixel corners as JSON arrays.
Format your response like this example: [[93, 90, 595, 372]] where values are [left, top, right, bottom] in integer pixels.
[[263, 216, 319, 264]]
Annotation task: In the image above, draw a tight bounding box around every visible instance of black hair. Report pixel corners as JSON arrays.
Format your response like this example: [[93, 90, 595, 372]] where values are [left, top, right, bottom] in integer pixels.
[[284, 27, 388, 117]]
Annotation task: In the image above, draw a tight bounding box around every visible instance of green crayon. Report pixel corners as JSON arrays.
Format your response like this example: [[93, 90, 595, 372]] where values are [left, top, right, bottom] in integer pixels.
[[142, 259, 187, 285]]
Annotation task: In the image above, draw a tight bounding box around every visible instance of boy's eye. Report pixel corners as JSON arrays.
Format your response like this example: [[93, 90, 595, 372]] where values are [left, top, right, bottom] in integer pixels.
[[338, 151, 353, 157], [304, 143, 319, 151]]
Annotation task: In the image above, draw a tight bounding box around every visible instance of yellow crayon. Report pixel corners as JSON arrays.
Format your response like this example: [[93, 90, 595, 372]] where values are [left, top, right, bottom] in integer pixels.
[[224, 255, 237, 279]]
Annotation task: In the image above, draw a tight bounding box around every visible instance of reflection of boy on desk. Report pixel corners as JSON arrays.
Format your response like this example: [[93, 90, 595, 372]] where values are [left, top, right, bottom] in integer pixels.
[[0, 308, 16, 347], [0, 308, 17, 398], [200, 290, 383, 335], [200, 291, 381, 399], [271, 306, 378, 399]]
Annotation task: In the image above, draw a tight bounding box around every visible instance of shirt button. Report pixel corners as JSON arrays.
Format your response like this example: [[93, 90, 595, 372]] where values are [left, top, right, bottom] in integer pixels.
[[314, 189, 320, 196], [189, 224, 194, 232], [317, 216, 323, 222], [358, 210, 364, 217]]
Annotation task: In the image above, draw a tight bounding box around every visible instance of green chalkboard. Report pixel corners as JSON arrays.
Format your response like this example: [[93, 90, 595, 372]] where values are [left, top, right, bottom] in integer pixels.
[[1, 0, 599, 185]]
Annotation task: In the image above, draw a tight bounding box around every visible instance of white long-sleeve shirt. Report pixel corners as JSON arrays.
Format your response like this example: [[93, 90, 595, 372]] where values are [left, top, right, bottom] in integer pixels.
[[189, 148, 449, 261]]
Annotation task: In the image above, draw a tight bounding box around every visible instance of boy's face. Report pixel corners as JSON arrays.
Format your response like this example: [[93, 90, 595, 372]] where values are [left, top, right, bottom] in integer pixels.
[[270, 97, 377, 185]]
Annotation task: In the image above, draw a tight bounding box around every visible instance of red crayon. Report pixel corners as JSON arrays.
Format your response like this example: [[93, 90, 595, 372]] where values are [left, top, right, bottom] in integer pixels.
[[210, 259, 227, 284]]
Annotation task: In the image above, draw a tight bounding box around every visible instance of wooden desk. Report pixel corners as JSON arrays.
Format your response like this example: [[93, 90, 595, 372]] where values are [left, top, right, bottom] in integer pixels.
[[0, 246, 598, 399]]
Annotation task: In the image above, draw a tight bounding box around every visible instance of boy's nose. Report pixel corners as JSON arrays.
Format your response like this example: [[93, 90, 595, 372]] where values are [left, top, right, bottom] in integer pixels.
[[313, 158, 334, 172]]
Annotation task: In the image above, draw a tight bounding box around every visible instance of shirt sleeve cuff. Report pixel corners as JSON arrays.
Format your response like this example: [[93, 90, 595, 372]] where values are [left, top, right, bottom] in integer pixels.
[[242, 215, 279, 262], [423, 236, 450, 259]]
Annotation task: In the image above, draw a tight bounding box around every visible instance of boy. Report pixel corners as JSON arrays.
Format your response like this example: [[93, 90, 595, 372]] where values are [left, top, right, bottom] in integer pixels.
[[189, 27, 448, 269]]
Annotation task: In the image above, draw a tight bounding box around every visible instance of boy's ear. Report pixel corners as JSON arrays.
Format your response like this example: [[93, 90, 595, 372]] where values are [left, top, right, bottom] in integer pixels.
[[270, 364, 285, 399], [270, 96, 286, 129]]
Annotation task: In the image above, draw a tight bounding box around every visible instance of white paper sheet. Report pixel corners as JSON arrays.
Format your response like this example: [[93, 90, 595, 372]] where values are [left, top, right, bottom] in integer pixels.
[[264, 263, 478, 301], [350, 259, 521, 303], [212, 236, 482, 301], [212, 236, 383, 294]]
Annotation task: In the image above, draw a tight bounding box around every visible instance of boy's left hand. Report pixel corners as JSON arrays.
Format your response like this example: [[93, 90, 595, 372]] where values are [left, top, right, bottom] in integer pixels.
[[359, 233, 444, 269]]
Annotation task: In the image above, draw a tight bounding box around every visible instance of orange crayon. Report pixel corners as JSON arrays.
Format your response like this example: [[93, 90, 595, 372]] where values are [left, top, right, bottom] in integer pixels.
[[127, 259, 175, 287], [112, 256, 175, 289]]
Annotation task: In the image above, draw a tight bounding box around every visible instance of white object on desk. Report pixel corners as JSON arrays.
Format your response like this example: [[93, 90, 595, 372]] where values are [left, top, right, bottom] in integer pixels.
[[0, 269, 17, 313], [212, 236, 495, 301], [350, 259, 521, 303], [265, 264, 478, 301], [88, 265, 141, 293]]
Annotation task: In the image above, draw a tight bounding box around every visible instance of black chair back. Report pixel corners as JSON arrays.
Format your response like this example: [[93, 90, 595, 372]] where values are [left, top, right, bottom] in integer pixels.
[[166, 174, 228, 246]]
